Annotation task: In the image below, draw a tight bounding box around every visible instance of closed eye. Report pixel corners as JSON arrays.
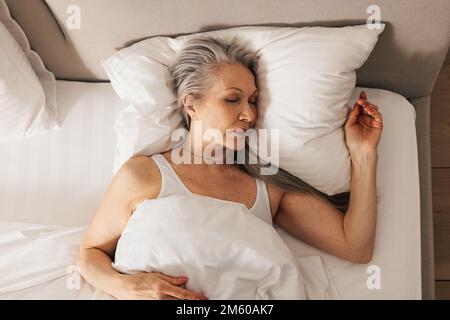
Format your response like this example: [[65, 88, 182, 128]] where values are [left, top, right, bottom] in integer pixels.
[[226, 99, 257, 106]]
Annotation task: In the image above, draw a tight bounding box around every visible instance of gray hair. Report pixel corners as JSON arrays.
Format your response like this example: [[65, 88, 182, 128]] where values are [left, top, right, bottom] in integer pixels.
[[168, 37, 258, 129], [168, 36, 350, 213]]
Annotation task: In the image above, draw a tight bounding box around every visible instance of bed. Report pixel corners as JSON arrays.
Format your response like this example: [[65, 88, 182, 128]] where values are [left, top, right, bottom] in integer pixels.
[[1, 0, 450, 300], [0, 81, 423, 299]]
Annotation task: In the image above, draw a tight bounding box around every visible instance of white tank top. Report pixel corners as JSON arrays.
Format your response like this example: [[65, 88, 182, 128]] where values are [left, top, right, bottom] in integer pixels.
[[150, 154, 273, 225]]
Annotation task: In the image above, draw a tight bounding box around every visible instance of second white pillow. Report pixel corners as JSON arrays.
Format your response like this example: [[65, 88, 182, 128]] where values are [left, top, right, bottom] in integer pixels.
[[0, 0, 59, 141], [0, 20, 59, 141]]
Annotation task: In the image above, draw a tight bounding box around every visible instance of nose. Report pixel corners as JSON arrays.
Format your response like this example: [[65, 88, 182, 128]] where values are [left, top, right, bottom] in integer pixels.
[[238, 102, 257, 126]]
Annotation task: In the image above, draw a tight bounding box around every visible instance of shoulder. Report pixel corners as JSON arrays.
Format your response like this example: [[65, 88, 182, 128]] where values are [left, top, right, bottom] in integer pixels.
[[118, 155, 162, 212], [120, 155, 161, 186], [124, 155, 160, 177]]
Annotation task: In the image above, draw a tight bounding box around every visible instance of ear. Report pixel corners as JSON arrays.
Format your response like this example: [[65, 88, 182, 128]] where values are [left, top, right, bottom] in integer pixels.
[[183, 94, 198, 119]]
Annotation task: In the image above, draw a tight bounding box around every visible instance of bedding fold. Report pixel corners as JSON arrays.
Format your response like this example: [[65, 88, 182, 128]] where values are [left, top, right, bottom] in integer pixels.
[[0, 220, 337, 300]]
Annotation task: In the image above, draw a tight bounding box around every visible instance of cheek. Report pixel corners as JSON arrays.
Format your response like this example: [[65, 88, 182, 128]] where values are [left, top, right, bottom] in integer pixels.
[[199, 103, 236, 128], [250, 106, 258, 124], [216, 103, 240, 122], [252, 106, 258, 117]]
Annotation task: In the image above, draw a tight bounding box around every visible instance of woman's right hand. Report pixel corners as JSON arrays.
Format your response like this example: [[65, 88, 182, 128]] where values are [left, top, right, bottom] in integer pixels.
[[117, 272, 208, 300]]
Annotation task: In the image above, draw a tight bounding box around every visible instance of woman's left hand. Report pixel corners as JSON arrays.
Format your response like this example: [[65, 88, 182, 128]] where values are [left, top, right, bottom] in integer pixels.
[[344, 91, 383, 157]]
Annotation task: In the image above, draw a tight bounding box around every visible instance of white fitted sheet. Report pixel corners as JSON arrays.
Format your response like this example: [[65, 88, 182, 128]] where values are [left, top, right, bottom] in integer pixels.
[[0, 81, 123, 227], [0, 81, 421, 299]]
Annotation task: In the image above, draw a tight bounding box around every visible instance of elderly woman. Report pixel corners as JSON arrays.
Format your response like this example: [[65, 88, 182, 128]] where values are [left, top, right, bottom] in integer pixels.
[[76, 37, 383, 300]]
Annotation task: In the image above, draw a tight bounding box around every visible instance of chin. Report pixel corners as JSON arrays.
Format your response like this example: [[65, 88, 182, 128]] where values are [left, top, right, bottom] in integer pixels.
[[224, 139, 246, 151]]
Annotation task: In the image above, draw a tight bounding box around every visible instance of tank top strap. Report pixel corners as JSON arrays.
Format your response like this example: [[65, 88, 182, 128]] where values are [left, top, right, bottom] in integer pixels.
[[249, 179, 273, 226], [150, 153, 190, 198], [151, 153, 273, 225]]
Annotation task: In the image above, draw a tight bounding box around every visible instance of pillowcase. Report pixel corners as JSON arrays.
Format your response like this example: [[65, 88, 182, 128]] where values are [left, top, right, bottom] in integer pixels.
[[0, 0, 59, 141], [103, 24, 384, 195], [112, 194, 306, 300]]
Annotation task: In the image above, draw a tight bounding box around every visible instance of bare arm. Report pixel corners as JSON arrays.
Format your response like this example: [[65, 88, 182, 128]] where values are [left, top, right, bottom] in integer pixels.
[[274, 152, 378, 264], [275, 89, 383, 264], [76, 156, 207, 300], [76, 246, 126, 298], [76, 156, 159, 298], [343, 152, 378, 262]]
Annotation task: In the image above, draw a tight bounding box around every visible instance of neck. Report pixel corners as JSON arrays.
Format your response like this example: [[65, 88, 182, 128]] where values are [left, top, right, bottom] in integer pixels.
[[173, 131, 235, 167]]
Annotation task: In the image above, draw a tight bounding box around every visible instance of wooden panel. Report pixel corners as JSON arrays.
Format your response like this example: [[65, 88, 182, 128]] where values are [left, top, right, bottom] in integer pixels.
[[446, 50, 450, 64], [431, 64, 450, 167], [436, 281, 450, 300], [433, 168, 450, 279]]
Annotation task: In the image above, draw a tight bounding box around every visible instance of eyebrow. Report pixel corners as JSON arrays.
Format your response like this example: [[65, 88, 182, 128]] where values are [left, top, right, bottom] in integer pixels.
[[226, 87, 258, 96]]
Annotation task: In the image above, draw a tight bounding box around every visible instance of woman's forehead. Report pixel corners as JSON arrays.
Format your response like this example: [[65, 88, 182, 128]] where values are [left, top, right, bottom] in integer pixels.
[[214, 65, 257, 93]]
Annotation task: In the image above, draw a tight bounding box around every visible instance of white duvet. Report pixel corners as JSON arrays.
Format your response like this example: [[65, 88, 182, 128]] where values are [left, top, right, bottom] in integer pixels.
[[112, 194, 306, 300], [0, 198, 340, 300]]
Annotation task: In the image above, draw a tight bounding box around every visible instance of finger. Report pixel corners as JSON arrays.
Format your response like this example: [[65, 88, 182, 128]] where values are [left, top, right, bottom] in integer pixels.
[[361, 103, 372, 116], [357, 98, 371, 108], [362, 103, 379, 115], [363, 105, 383, 122], [359, 101, 378, 110], [357, 91, 368, 105], [360, 112, 383, 128], [371, 112, 383, 127], [360, 91, 367, 100], [345, 102, 361, 127], [359, 114, 375, 128], [368, 103, 379, 111], [154, 273, 188, 286], [360, 104, 378, 118], [162, 284, 208, 300]]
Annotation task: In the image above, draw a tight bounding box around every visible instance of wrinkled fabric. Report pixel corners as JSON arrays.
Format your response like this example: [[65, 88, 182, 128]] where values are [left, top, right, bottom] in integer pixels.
[[112, 194, 306, 300]]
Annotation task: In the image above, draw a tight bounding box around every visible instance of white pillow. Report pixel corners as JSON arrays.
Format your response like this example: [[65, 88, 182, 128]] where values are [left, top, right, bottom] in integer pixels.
[[112, 194, 306, 300], [103, 24, 384, 195], [0, 0, 59, 141]]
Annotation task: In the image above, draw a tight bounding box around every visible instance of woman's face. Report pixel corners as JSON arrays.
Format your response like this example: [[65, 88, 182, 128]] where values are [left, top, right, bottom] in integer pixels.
[[184, 63, 258, 150]]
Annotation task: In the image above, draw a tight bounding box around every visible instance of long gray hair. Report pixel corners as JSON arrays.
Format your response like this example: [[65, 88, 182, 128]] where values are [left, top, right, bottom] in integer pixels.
[[168, 36, 350, 213]]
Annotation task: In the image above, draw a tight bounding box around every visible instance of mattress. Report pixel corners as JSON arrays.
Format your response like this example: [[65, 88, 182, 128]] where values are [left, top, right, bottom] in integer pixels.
[[0, 81, 122, 227], [0, 81, 421, 299]]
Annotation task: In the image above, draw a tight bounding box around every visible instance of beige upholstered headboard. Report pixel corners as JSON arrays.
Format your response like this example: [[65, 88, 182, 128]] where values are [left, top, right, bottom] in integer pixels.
[[5, 0, 450, 299], [5, 0, 450, 98]]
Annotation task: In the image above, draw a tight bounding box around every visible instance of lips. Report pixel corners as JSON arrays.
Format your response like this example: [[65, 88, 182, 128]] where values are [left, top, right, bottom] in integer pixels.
[[233, 128, 248, 134], [228, 128, 247, 138]]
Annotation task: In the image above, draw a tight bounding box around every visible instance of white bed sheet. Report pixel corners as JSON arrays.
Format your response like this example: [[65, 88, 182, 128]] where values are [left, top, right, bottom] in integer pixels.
[[0, 81, 122, 227], [0, 81, 421, 299]]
